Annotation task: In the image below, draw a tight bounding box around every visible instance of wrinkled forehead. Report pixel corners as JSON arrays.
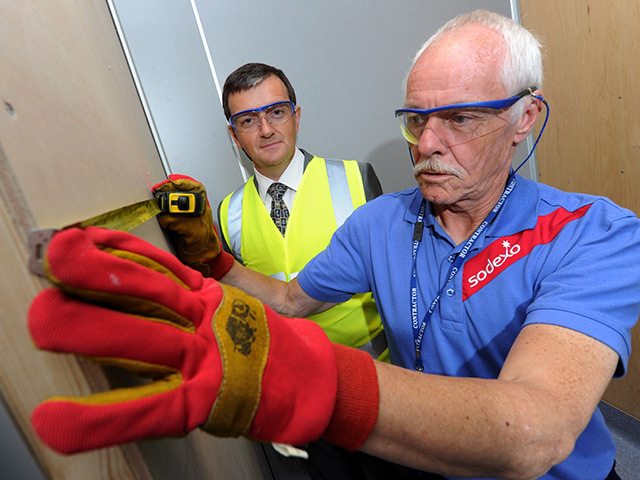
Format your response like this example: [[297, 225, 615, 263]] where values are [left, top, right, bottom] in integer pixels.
[[406, 25, 507, 104]]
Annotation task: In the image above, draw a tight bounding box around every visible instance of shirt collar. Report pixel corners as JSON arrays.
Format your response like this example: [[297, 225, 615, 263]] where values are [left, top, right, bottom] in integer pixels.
[[486, 174, 540, 237], [254, 148, 304, 203]]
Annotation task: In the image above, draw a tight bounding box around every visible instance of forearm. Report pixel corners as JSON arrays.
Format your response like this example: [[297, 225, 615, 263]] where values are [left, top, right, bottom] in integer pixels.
[[360, 362, 570, 480], [219, 261, 334, 318], [357, 323, 619, 479]]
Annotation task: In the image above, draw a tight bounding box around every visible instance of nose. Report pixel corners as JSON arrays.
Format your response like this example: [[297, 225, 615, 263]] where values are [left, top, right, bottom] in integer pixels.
[[416, 118, 447, 158], [257, 115, 275, 136]]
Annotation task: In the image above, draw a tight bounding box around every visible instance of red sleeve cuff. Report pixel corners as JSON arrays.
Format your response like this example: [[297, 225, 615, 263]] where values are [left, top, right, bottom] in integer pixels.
[[322, 343, 379, 451], [205, 250, 235, 280]]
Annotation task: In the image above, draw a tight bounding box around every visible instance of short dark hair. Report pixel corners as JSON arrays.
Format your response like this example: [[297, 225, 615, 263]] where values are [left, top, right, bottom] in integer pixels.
[[222, 63, 297, 120]]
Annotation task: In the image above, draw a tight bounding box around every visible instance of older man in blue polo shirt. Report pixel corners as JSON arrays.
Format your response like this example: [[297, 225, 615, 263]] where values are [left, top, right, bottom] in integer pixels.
[[219, 10, 637, 479]]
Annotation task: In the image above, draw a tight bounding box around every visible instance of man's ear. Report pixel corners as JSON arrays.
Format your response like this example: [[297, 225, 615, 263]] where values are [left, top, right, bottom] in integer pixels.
[[513, 90, 544, 145], [228, 124, 243, 149], [294, 105, 301, 133]]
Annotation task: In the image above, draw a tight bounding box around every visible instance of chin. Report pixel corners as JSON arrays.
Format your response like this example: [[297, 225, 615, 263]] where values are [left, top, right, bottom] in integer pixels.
[[418, 184, 453, 205]]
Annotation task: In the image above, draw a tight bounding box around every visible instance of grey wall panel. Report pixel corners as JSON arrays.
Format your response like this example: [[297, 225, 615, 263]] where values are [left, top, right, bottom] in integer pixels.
[[0, 397, 46, 480], [110, 0, 245, 215], [196, 0, 516, 195], [111, 0, 529, 216]]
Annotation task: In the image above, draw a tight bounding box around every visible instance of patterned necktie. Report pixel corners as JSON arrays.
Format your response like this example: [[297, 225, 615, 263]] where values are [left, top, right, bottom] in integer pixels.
[[267, 182, 290, 235]]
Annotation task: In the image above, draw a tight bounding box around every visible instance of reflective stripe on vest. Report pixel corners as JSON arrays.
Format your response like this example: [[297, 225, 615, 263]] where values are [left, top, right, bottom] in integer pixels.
[[359, 329, 388, 358], [225, 186, 245, 264], [325, 159, 354, 229]]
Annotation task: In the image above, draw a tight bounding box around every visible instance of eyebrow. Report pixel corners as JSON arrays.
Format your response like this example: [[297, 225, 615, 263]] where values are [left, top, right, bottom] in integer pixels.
[[403, 98, 480, 110]]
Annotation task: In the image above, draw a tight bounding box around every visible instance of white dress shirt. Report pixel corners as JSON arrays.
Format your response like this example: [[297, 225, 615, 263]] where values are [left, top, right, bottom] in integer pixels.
[[253, 148, 304, 211]]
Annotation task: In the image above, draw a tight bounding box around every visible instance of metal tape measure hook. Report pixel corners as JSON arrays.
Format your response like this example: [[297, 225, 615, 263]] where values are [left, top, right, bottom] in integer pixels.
[[28, 228, 58, 277]]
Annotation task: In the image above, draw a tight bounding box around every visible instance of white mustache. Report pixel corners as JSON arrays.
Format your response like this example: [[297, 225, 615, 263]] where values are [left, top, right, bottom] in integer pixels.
[[413, 157, 463, 178]]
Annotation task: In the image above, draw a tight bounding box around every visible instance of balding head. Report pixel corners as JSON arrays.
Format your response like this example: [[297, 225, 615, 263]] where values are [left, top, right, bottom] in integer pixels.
[[404, 10, 542, 98]]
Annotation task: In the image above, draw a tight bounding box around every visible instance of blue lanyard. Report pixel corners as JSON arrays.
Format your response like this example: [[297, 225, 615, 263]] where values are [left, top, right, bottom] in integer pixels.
[[410, 175, 517, 371]]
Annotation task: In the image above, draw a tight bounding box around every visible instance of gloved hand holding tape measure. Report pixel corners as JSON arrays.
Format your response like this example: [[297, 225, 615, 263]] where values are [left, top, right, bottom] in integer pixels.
[[152, 174, 234, 279], [27, 174, 234, 279], [28, 227, 379, 454]]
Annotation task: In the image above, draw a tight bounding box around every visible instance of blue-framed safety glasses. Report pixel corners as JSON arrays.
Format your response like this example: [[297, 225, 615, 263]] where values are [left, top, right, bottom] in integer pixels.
[[395, 88, 535, 147], [229, 101, 295, 132], [395, 87, 549, 173]]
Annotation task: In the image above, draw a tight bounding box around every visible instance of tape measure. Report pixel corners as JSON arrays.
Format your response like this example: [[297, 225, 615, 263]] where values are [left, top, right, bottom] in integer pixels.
[[28, 191, 204, 276]]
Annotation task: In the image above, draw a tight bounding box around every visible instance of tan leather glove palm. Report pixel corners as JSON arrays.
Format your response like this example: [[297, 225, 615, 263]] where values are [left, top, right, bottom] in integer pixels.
[[152, 174, 233, 279]]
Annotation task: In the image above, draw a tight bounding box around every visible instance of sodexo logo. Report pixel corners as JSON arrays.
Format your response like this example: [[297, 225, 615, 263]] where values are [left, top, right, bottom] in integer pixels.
[[467, 241, 521, 288], [461, 203, 592, 301]]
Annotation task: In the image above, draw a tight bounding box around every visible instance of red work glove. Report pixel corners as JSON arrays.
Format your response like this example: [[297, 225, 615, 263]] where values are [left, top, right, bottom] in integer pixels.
[[152, 174, 234, 279], [28, 227, 378, 454]]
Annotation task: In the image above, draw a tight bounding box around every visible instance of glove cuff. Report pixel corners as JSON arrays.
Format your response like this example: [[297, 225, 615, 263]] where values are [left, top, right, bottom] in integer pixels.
[[204, 250, 235, 280], [322, 343, 379, 451]]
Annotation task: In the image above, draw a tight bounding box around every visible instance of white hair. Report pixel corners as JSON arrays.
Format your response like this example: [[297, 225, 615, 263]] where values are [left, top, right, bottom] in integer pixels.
[[404, 10, 543, 119]]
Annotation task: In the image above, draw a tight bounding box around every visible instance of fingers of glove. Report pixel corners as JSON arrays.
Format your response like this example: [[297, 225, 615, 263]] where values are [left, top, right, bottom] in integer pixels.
[[45, 227, 215, 326], [31, 380, 207, 454], [152, 174, 200, 189], [247, 304, 338, 445], [29, 288, 223, 454], [151, 175, 220, 261], [28, 288, 202, 370], [152, 175, 213, 232], [151, 175, 207, 198]]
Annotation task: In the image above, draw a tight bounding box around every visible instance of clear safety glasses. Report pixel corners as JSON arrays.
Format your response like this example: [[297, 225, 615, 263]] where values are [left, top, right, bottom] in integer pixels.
[[395, 89, 534, 147], [229, 101, 295, 132]]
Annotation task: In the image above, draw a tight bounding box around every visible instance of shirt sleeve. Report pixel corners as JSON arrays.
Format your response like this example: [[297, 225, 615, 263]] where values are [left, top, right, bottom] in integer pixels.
[[524, 203, 640, 377], [298, 203, 374, 303]]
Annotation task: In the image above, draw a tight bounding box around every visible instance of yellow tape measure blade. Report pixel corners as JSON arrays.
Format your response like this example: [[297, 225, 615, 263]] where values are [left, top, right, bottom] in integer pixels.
[[77, 198, 162, 232], [27, 191, 204, 276]]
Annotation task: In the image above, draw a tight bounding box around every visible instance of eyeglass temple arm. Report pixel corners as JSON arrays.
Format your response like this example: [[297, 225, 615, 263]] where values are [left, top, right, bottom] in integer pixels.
[[513, 93, 549, 174]]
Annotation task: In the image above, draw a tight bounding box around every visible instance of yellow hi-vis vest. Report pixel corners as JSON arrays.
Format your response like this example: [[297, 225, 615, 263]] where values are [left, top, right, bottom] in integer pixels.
[[219, 156, 387, 359]]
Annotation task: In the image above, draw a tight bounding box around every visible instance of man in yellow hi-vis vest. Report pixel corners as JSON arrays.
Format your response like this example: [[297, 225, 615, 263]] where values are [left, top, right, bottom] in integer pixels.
[[217, 63, 387, 479]]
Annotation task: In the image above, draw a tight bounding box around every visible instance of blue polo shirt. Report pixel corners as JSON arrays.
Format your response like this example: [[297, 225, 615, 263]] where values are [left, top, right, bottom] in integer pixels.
[[298, 174, 640, 480]]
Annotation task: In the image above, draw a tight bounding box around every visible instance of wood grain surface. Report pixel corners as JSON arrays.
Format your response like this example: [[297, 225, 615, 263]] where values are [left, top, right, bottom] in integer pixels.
[[0, 1, 268, 478], [520, 0, 640, 418]]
